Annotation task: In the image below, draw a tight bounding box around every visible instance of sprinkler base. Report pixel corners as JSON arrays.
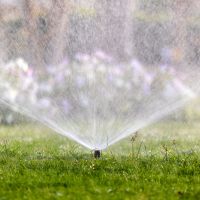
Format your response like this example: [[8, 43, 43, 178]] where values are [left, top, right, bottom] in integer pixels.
[[94, 150, 101, 158]]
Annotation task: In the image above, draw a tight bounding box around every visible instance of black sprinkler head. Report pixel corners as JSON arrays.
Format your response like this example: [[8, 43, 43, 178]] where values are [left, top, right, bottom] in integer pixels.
[[94, 150, 101, 158]]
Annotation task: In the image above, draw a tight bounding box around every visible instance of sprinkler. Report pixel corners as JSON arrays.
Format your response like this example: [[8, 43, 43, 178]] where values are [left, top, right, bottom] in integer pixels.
[[94, 150, 101, 158]]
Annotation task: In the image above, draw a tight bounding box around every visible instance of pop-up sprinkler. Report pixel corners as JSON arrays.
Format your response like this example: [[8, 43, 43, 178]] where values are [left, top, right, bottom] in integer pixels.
[[94, 150, 101, 158]]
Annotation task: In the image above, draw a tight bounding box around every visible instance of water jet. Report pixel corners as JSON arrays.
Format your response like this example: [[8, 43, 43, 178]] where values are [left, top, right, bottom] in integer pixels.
[[0, 0, 197, 151]]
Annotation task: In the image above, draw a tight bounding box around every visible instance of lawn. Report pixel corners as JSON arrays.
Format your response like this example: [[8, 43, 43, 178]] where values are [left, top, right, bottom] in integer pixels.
[[0, 121, 200, 199]]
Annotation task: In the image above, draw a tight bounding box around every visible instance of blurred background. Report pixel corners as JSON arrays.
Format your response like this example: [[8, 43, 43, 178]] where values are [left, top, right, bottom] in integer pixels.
[[0, 0, 200, 65], [0, 0, 200, 125]]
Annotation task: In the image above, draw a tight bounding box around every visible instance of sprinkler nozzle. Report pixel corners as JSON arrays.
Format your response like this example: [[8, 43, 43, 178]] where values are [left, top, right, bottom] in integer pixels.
[[94, 150, 101, 158]]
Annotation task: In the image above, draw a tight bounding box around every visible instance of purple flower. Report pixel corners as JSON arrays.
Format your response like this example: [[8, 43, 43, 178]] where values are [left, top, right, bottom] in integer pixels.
[[143, 82, 151, 95], [62, 100, 72, 113], [75, 53, 90, 62], [38, 98, 51, 109], [131, 59, 144, 73], [107, 73, 115, 82], [144, 73, 154, 84], [159, 64, 168, 72], [75, 76, 86, 88], [55, 73, 65, 83], [94, 50, 112, 62], [59, 57, 69, 66], [46, 65, 57, 75], [112, 67, 123, 76]]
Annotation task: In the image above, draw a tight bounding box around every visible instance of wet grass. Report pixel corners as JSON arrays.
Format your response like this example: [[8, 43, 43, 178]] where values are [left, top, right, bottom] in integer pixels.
[[0, 122, 200, 199]]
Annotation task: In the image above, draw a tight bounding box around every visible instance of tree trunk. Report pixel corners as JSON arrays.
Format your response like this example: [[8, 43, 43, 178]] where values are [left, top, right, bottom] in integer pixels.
[[95, 0, 134, 60]]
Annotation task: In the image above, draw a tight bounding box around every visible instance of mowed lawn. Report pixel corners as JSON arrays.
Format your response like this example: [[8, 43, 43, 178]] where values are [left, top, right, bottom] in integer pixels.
[[0, 121, 200, 199]]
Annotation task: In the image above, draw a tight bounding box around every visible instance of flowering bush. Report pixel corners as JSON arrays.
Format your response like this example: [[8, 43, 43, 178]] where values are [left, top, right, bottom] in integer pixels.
[[0, 51, 193, 124]]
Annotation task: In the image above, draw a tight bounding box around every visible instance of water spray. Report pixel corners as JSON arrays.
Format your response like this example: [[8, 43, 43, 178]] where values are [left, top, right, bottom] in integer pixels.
[[0, 1, 196, 152]]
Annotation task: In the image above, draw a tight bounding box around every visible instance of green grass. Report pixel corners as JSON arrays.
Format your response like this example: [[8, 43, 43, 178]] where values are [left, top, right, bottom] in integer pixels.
[[0, 122, 200, 199]]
